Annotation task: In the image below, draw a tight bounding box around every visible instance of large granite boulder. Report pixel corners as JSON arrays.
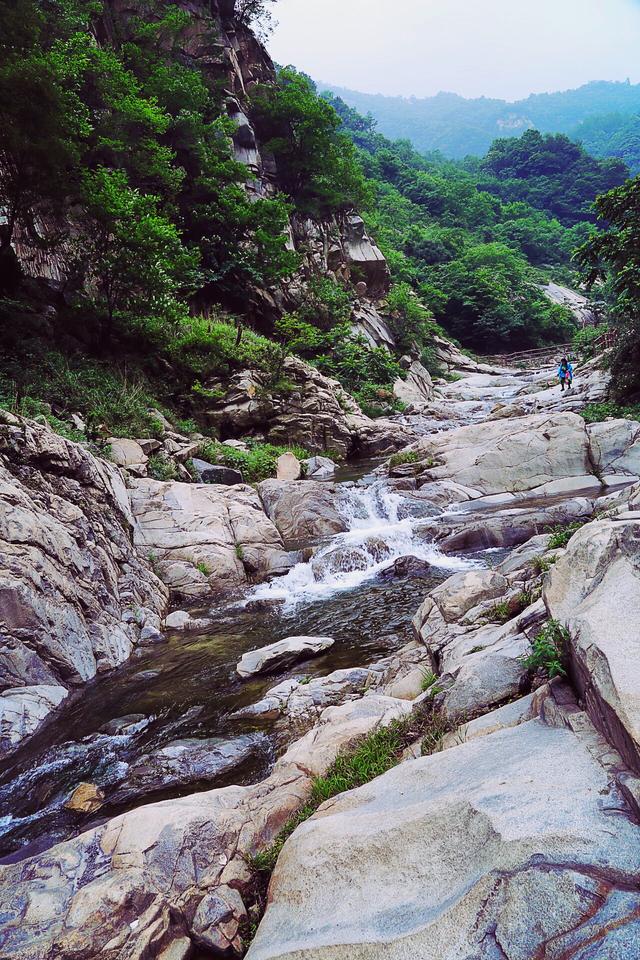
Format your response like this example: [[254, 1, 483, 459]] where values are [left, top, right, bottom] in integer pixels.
[[404, 412, 593, 500], [0, 414, 168, 756], [203, 356, 416, 459], [545, 515, 640, 771], [248, 715, 640, 960], [258, 479, 347, 542], [587, 418, 640, 481], [129, 478, 295, 598]]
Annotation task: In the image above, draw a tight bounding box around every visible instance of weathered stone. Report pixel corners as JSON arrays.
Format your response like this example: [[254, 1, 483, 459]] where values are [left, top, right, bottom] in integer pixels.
[[303, 456, 337, 480], [258, 479, 347, 542], [237, 636, 334, 678], [65, 782, 105, 814], [276, 452, 301, 481], [0, 416, 167, 755], [107, 437, 148, 475], [190, 458, 244, 485], [248, 717, 640, 960], [129, 478, 293, 598], [545, 516, 640, 771]]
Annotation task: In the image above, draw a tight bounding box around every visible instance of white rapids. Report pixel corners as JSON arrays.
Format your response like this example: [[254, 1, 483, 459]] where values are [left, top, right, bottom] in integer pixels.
[[247, 480, 480, 613]]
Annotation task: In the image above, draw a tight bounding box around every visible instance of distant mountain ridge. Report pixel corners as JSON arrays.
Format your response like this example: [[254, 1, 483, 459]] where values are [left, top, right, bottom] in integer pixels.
[[320, 80, 640, 160]]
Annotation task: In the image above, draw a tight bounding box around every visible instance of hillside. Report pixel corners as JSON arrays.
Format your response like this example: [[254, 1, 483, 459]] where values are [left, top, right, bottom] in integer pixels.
[[3, 4, 640, 960], [322, 79, 640, 159]]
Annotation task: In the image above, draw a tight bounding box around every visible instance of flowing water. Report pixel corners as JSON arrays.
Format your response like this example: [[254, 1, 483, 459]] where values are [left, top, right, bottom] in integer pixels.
[[0, 468, 483, 863]]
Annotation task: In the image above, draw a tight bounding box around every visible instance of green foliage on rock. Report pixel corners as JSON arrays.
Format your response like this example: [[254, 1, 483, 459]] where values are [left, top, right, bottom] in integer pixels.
[[577, 175, 640, 401], [251, 68, 372, 216], [198, 439, 310, 483], [523, 621, 569, 679]]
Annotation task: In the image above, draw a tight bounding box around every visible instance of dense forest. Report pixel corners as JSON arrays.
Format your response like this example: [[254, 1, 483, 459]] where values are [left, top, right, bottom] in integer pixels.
[[323, 80, 640, 164], [573, 113, 640, 175], [1, 0, 639, 447]]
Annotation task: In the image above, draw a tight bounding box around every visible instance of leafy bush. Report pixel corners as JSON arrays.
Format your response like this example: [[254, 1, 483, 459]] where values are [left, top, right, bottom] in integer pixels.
[[581, 401, 640, 424], [198, 440, 310, 483], [547, 521, 586, 549], [388, 450, 422, 468], [147, 454, 179, 481], [167, 316, 277, 380], [523, 620, 569, 678], [0, 351, 166, 438], [297, 277, 352, 330], [572, 324, 608, 360]]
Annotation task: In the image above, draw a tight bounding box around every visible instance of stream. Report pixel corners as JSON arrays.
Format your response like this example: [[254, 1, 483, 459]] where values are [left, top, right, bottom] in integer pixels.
[[0, 465, 486, 863]]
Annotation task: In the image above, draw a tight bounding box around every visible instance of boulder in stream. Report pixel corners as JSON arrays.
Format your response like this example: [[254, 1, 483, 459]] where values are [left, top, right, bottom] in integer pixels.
[[237, 636, 335, 678]]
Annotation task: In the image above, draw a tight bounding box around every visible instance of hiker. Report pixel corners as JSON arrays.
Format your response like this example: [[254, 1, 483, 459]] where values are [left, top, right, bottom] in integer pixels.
[[558, 357, 573, 392]]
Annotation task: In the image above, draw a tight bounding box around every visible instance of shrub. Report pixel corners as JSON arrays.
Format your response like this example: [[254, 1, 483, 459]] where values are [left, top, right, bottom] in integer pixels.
[[198, 440, 310, 483], [547, 521, 586, 549], [486, 591, 533, 624], [0, 351, 166, 438], [581, 401, 640, 424], [572, 324, 608, 360], [388, 450, 422, 468], [523, 620, 569, 678], [147, 454, 178, 481]]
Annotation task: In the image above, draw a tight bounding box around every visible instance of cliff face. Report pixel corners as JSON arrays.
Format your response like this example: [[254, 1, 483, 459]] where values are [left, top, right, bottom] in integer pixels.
[[11, 0, 397, 349]]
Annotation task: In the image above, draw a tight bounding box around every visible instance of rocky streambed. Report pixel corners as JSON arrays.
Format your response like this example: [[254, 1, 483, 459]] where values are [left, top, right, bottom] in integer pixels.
[[2, 357, 640, 958]]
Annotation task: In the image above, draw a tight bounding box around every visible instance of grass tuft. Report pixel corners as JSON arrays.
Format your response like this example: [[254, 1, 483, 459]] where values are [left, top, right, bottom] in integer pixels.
[[523, 620, 569, 678]]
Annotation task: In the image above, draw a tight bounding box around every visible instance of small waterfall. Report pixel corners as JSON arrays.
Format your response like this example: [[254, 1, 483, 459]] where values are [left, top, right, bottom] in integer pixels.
[[248, 480, 478, 613]]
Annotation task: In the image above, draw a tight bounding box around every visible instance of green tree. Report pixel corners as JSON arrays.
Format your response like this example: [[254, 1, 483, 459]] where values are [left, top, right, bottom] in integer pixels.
[[576, 175, 640, 399], [77, 168, 200, 342], [251, 68, 372, 215]]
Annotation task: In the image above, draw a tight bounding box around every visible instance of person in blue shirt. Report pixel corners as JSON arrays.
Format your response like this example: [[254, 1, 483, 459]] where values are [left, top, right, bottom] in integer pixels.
[[558, 357, 573, 392]]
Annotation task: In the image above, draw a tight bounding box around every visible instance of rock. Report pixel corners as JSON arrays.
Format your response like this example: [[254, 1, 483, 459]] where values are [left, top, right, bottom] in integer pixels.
[[545, 516, 640, 771], [191, 458, 244, 485], [237, 636, 335, 678], [441, 693, 535, 748], [113, 735, 264, 804], [248, 715, 640, 960], [258, 479, 347, 542], [204, 356, 416, 459], [107, 437, 149, 475], [0, 685, 69, 752], [0, 416, 167, 756], [192, 885, 246, 955], [279, 694, 413, 778], [129, 478, 293, 598], [407, 412, 593, 499], [276, 452, 301, 481], [65, 782, 105, 814], [376, 556, 435, 579], [233, 668, 372, 728], [393, 357, 434, 408], [222, 439, 249, 451], [99, 714, 150, 736], [70, 413, 86, 432], [164, 610, 213, 631], [0, 694, 411, 959], [136, 438, 162, 455], [588, 418, 640, 479], [302, 455, 337, 480]]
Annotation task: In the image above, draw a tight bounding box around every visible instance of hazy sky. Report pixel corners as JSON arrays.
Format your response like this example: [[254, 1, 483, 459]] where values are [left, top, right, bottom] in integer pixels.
[[267, 0, 640, 101]]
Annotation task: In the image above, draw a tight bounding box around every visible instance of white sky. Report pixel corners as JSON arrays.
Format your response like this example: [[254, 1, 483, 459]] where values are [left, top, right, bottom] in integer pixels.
[[267, 0, 640, 101]]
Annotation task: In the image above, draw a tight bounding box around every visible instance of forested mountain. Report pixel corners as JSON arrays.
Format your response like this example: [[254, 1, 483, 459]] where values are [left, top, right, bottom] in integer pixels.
[[572, 113, 640, 174], [322, 80, 640, 160], [323, 93, 619, 349], [0, 0, 627, 451]]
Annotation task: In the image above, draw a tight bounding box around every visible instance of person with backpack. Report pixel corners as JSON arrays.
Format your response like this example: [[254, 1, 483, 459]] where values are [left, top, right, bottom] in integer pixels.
[[558, 357, 573, 392]]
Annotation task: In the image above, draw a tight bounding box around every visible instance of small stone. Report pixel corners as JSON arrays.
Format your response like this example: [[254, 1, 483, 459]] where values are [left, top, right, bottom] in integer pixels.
[[236, 636, 334, 678], [65, 782, 105, 814], [191, 458, 243, 485], [276, 452, 301, 481]]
